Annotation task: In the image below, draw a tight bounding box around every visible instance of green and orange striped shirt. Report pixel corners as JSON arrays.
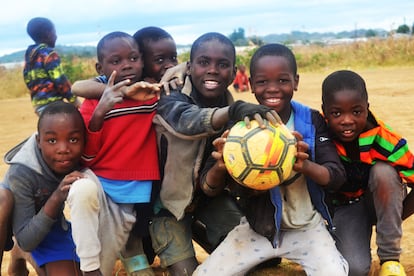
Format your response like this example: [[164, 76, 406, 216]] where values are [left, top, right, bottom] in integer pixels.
[[334, 112, 414, 196]]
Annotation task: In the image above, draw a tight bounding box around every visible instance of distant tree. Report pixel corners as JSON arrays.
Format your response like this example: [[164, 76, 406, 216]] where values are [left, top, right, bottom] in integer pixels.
[[229, 28, 248, 46], [365, 29, 377, 37], [412, 23, 414, 35], [396, 24, 410, 34], [248, 35, 264, 46]]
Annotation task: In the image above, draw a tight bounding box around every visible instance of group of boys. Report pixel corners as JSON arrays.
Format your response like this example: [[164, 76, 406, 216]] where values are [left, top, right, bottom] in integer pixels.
[[0, 16, 412, 276]]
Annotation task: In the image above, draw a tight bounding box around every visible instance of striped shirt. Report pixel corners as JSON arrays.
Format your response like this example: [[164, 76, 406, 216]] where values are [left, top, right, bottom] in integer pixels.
[[23, 43, 76, 111], [334, 112, 414, 198]]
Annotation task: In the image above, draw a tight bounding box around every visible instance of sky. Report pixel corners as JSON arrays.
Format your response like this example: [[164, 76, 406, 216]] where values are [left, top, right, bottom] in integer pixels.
[[0, 0, 413, 57]]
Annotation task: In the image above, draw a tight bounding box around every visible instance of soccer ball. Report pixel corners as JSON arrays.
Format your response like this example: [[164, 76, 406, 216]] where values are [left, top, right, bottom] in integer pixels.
[[223, 120, 297, 190]]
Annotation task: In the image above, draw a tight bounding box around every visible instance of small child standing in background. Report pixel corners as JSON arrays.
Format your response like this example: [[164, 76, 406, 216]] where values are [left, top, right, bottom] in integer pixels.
[[23, 17, 80, 115], [322, 70, 414, 276], [232, 64, 249, 92], [3, 101, 85, 275]]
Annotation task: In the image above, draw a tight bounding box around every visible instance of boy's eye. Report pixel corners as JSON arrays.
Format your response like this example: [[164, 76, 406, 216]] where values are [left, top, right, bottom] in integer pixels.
[[255, 79, 267, 85], [130, 55, 141, 62], [331, 111, 341, 118], [69, 137, 79, 143], [279, 78, 290, 83], [218, 61, 230, 69], [111, 59, 120, 65], [47, 138, 57, 144], [353, 110, 362, 116], [198, 59, 209, 66], [154, 57, 164, 64]]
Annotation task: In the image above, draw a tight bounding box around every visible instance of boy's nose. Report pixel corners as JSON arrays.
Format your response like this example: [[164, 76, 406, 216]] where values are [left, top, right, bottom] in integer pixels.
[[56, 142, 70, 153], [266, 81, 280, 92], [341, 114, 354, 124], [164, 62, 175, 71], [207, 64, 219, 74]]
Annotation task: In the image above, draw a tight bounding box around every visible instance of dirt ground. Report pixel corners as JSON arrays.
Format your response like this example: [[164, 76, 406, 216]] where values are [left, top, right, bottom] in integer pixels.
[[1, 67, 414, 275]]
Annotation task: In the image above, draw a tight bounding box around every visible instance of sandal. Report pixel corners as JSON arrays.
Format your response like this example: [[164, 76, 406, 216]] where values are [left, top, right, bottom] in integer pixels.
[[119, 254, 154, 276]]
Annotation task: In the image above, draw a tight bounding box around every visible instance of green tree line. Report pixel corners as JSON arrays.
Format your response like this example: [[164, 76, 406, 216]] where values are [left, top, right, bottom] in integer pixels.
[[1, 36, 413, 100]]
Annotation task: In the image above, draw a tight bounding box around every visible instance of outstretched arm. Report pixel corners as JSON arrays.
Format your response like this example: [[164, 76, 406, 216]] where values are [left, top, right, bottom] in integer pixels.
[[72, 79, 106, 99]]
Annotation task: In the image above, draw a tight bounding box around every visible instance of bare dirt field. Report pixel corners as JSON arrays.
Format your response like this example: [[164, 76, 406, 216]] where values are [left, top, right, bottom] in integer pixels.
[[1, 67, 414, 275]]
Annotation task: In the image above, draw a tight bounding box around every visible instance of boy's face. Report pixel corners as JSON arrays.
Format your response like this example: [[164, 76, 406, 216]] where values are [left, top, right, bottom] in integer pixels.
[[188, 40, 236, 101], [96, 37, 143, 84], [322, 89, 369, 142], [142, 38, 177, 82], [36, 113, 85, 176], [250, 55, 299, 123]]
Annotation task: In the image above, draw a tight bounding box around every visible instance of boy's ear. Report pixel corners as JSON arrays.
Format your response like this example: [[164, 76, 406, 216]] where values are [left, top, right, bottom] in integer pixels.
[[185, 61, 191, 75], [35, 134, 40, 147], [294, 74, 300, 91], [95, 62, 103, 75]]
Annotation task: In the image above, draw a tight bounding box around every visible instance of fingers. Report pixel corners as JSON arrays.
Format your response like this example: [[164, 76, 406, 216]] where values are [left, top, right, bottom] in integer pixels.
[[112, 79, 131, 91], [295, 151, 309, 161], [254, 113, 265, 128], [170, 78, 183, 90], [212, 136, 226, 149], [244, 116, 252, 128], [124, 82, 161, 101], [267, 110, 283, 125], [108, 70, 117, 86], [292, 131, 303, 141], [162, 81, 171, 96], [221, 129, 230, 139]]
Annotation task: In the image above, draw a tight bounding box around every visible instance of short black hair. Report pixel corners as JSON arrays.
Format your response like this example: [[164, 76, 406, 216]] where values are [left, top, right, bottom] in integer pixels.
[[190, 32, 236, 65], [96, 31, 137, 62], [133, 26, 174, 56], [26, 17, 54, 43], [37, 102, 85, 134], [250, 43, 297, 77], [322, 70, 368, 106]]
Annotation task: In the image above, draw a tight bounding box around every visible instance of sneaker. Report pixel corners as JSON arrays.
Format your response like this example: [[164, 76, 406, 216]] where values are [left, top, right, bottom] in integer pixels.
[[379, 261, 406, 276]]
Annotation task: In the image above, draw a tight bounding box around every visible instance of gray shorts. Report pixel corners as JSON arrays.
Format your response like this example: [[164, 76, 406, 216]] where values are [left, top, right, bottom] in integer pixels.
[[149, 214, 195, 267]]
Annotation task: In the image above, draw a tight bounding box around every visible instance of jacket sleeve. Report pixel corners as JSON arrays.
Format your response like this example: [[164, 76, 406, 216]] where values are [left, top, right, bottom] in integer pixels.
[[312, 111, 346, 190], [7, 165, 56, 251], [156, 90, 219, 136]]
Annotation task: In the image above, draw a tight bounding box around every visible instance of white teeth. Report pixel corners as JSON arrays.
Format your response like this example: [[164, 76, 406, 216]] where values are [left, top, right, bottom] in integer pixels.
[[204, 80, 218, 89], [267, 98, 280, 103], [343, 130, 352, 134]]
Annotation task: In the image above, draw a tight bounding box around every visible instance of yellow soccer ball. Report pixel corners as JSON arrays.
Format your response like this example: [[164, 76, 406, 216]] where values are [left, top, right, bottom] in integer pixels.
[[223, 120, 297, 190]]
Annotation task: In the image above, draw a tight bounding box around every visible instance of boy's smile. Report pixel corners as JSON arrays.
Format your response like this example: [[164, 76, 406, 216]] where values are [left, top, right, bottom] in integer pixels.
[[250, 55, 299, 124], [188, 40, 235, 104], [323, 88, 369, 142]]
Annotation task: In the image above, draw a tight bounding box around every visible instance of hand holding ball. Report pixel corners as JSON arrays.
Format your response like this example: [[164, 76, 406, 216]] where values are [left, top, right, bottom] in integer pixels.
[[223, 120, 296, 190]]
